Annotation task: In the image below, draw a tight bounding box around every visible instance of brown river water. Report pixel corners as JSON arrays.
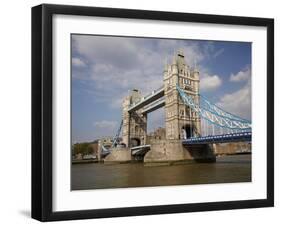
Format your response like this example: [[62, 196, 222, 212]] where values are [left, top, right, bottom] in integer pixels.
[[71, 154, 251, 190]]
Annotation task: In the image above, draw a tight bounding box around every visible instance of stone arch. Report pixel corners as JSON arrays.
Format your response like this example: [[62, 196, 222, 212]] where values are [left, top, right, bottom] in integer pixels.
[[181, 124, 194, 139], [130, 137, 141, 147], [135, 125, 139, 134]]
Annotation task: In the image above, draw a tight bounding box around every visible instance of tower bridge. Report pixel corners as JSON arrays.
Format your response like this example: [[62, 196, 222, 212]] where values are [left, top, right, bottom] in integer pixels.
[[102, 50, 251, 163]]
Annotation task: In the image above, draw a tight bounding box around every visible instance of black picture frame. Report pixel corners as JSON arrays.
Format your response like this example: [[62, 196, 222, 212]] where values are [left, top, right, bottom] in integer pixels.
[[32, 4, 274, 222]]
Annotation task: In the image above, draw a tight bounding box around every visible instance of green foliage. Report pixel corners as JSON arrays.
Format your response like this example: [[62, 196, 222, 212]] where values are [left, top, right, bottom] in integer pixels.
[[72, 142, 95, 156]]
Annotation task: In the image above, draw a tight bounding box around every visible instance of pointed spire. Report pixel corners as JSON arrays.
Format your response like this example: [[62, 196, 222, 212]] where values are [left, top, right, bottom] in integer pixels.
[[172, 51, 177, 65], [178, 48, 184, 57]]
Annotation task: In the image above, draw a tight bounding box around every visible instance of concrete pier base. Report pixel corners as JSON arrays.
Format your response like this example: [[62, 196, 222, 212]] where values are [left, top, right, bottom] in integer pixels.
[[214, 142, 251, 155], [104, 147, 132, 164], [144, 139, 216, 164]]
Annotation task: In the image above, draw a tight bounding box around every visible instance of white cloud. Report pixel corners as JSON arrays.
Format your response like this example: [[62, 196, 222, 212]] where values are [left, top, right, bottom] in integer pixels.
[[72, 57, 86, 67], [94, 120, 117, 129], [72, 35, 226, 109], [216, 80, 251, 120], [72, 35, 139, 69], [230, 67, 251, 82], [156, 40, 204, 66], [200, 73, 222, 91]]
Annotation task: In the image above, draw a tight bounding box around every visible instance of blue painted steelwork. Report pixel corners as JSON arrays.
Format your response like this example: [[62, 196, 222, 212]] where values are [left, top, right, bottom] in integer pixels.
[[200, 95, 250, 123], [107, 83, 252, 154], [182, 132, 252, 144], [99, 120, 124, 158], [101, 145, 111, 156], [176, 84, 252, 131], [112, 120, 123, 147]]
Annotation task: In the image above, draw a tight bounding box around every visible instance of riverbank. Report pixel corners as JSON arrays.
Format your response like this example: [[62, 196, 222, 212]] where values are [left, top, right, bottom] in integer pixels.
[[72, 152, 251, 165], [72, 159, 99, 164]]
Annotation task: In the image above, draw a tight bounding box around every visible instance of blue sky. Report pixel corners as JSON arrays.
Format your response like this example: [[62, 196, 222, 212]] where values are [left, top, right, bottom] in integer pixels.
[[71, 35, 251, 143]]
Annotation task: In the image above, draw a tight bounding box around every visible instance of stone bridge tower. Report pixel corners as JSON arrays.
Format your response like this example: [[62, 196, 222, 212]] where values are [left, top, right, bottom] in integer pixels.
[[164, 50, 201, 140], [122, 89, 147, 147]]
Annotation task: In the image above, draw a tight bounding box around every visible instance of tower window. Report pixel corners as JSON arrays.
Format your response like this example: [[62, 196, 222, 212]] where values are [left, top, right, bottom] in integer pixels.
[[180, 110, 184, 117]]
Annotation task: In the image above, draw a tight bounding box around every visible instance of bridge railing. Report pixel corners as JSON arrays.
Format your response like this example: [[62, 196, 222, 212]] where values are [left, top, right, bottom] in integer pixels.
[[182, 131, 252, 144]]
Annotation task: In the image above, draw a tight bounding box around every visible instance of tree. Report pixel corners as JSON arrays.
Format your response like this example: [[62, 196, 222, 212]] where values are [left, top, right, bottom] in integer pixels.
[[72, 142, 96, 156]]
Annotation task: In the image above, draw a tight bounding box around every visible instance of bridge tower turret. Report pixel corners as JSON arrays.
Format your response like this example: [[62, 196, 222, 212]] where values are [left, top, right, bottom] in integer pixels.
[[164, 50, 201, 140], [192, 62, 201, 136], [122, 95, 131, 147], [122, 89, 147, 147], [171, 54, 178, 75]]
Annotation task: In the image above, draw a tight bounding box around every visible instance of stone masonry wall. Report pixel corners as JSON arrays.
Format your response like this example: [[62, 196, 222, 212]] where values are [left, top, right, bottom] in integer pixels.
[[144, 139, 216, 163]]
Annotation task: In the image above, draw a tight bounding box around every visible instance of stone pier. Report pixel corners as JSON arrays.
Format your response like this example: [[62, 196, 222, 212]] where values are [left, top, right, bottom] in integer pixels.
[[103, 147, 132, 164], [213, 142, 251, 155], [144, 139, 216, 164]]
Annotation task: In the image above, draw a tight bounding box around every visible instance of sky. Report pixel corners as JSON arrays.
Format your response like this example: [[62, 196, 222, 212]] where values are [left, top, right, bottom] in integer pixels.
[[71, 34, 251, 143]]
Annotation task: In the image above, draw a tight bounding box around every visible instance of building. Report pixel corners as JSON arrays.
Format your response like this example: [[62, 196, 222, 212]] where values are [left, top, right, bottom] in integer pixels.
[[122, 50, 201, 147], [122, 89, 147, 147], [164, 49, 201, 140]]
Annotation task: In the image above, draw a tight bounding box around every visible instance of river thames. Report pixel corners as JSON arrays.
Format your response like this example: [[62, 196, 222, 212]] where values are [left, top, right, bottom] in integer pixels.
[[71, 154, 251, 190]]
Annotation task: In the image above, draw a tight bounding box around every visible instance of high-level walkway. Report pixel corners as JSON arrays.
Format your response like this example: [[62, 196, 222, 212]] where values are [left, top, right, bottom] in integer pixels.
[[128, 86, 164, 113]]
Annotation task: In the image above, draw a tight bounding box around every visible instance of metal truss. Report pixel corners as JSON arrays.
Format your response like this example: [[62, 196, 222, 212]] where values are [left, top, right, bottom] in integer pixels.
[[176, 84, 251, 131]]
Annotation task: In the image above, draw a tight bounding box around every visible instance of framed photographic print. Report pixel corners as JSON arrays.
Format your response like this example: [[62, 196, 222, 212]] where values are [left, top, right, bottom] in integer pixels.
[[32, 4, 274, 221]]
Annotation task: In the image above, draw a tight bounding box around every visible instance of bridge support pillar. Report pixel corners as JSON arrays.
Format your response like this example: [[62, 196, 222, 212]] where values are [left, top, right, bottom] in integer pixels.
[[97, 140, 102, 162], [104, 147, 132, 164], [144, 139, 216, 164], [213, 142, 251, 155]]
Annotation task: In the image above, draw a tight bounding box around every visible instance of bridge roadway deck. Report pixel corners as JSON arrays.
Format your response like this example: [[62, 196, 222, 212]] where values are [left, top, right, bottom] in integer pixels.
[[131, 144, 151, 156], [103, 132, 251, 157], [182, 132, 252, 145]]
